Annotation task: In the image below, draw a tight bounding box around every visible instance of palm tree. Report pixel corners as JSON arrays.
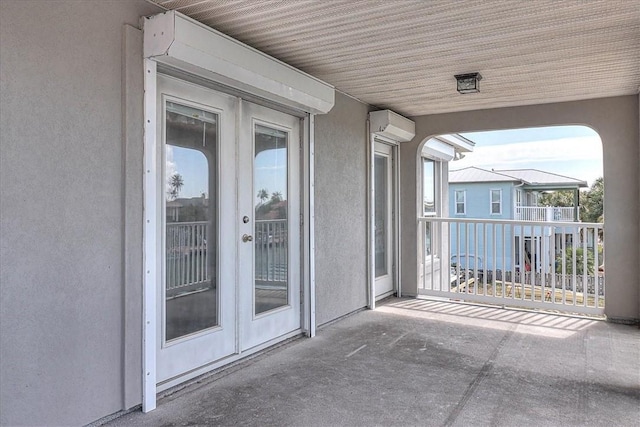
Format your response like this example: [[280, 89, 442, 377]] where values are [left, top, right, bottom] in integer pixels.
[[168, 173, 184, 200], [257, 188, 269, 204], [271, 191, 283, 202]]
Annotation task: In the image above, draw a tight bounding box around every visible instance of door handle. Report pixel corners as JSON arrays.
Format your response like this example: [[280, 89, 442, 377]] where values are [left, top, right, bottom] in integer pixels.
[[242, 234, 253, 242]]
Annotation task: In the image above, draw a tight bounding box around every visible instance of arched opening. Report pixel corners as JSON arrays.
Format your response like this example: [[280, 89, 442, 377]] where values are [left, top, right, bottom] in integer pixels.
[[415, 125, 607, 315]]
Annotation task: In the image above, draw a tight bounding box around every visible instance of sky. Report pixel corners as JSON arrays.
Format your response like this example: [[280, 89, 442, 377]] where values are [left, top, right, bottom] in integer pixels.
[[166, 145, 287, 201], [167, 124, 604, 199], [455, 125, 603, 187]]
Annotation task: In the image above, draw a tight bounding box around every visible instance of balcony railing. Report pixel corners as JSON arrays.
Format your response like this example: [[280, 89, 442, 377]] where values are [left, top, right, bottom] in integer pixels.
[[166, 221, 208, 296], [255, 219, 288, 283], [166, 219, 288, 296], [419, 217, 604, 315], [515, 206, 577, 222]]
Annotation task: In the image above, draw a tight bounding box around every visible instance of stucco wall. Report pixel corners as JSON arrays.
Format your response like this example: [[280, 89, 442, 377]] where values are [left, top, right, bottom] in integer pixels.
[[314, 92, 371, 326], [0, 1, 160, 425], [402, 96, 640, 322]]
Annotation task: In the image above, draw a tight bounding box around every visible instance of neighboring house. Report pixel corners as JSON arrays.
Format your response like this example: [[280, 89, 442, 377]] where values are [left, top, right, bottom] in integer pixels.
[[448, 167, 588, 272]]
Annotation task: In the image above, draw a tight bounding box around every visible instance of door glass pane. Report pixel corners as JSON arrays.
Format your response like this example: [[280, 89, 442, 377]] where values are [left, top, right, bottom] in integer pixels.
[[164, 101, 218, 341], [254, 124, 288, 314], [375, 155, 388, 277]]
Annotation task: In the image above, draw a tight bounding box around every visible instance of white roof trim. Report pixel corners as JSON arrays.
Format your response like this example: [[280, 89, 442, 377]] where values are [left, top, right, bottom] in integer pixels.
[[143, 11, 335, 114], [435, 134, 475, 153], [422, 138, 455, 161]]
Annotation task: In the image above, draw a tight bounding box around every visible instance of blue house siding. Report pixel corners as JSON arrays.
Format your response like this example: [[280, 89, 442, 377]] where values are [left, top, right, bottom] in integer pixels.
[[450, 222, 513, 270], [449, 182, 515, 271], [450, 182, 514, 220], [448, 180, 582, 273]]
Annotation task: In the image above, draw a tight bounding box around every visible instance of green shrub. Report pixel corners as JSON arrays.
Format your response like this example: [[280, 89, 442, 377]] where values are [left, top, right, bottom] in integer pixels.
[[555, 246, 602, 275]]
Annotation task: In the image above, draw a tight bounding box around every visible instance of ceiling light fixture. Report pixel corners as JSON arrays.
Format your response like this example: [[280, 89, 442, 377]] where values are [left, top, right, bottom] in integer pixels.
[[455, 72, 482, 94]]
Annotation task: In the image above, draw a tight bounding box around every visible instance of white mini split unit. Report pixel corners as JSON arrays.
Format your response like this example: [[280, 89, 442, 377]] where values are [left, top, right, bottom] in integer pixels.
[[369, 110, 416, 142]]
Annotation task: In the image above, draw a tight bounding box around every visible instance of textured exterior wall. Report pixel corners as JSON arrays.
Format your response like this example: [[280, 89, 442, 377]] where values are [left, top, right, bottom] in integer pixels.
[[314, 92, 371, 326], [0, 1, 160, 425], [402, 96, 639, 322]]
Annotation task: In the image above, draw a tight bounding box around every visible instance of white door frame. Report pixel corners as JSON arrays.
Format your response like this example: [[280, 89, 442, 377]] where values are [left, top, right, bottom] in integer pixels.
[[142, 60, 317, 412], [368, 134, 401, 309]]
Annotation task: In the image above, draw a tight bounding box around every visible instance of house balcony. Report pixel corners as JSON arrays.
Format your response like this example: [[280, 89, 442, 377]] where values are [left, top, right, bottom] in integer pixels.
[[420, 217, 604, 316], [515, 206, 578, 222]]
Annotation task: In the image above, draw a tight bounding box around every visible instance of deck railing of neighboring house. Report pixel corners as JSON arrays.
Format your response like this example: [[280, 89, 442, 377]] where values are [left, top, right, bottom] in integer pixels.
[[515, 206, 577, 222], [255, 219, 288, 283], [418, 217, 604, 315], [166, 221, 209, 295], [166, 219, 288, 295]]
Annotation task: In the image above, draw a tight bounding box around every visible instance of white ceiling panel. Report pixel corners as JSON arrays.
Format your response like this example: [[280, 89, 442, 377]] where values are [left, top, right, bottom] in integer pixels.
[[148, 0, 640, 116]]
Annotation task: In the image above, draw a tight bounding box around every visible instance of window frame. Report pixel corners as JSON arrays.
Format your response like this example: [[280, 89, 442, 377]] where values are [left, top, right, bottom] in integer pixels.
[[490, 189, 502, 215], [421, 157, 442, 258], [454, 190, 466, 215], [422, 158, 437, 217]]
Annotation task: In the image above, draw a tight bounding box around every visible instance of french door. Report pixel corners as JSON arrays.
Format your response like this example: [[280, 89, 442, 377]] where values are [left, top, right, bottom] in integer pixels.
[[374, 141, 396, 298], [156, 75, 301, 384]]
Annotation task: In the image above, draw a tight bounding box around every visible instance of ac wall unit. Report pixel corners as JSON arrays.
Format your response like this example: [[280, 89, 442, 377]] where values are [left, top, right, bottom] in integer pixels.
[[369, 110, 416, 142]]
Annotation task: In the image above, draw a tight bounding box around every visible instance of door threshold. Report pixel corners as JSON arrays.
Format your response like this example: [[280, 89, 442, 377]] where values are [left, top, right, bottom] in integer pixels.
[[375, 289, 396, 301], [157, 329, 303, 393]]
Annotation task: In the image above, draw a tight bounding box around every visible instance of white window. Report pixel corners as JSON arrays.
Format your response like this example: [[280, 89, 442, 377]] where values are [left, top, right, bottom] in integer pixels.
[[422, 158, 440, 256], [516, 189, 522, 207], [423, 159, 436, 216], [455, 190, 466, 214], [490, 189, 502, 215]]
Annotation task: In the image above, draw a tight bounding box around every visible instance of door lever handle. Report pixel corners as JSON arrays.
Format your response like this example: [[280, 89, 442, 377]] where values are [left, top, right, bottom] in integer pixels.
[[242, 234, 253, 242]]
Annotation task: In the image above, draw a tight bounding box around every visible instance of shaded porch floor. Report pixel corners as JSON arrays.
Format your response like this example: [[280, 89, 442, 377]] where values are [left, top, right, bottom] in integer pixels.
[[109, 298, 639, 427]]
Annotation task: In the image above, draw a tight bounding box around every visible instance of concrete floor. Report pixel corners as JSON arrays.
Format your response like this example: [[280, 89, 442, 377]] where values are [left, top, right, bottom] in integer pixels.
[[108, 298, 640, 427]]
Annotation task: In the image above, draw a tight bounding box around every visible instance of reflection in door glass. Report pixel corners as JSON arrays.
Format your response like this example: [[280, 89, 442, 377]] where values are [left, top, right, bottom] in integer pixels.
[[254, 124, 288, 314], [164, 101, 218, 341], [375, 155, 388, 277]]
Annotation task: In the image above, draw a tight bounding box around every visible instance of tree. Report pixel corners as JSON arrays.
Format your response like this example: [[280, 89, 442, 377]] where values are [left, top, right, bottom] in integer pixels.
[[539, 190, 575, 208], [555, 246, 602, 275], [539, 177, 603, 224], [168, 173, 184, 200], [270, 191, 283, 202], [581, 177, 603, 223], [257, 188, 269, 204]]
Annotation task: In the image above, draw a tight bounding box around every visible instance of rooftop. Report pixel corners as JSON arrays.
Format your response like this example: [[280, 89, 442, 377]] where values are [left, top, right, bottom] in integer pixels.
[[450, 166, 588, 189]]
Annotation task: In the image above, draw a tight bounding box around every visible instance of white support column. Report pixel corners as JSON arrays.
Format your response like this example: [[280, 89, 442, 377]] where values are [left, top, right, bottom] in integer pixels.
[[142, 58, 158, 413], [303, 114, 316, 337]]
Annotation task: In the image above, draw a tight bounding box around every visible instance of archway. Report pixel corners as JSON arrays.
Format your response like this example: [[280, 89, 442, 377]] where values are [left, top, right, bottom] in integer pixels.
[[399, 96, 638, 323]]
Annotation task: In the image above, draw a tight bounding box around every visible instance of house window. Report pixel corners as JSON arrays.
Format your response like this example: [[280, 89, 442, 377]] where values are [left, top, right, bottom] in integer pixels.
[[490, 189, 502, 214], [516, 189, 522, 207], [422, 158, 438, 256], [423, 159, 436, 216], [455, 190, 466, 214]]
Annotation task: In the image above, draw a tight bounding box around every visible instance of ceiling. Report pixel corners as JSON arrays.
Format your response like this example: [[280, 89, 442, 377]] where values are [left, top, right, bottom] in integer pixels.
[[148, 0, 640, 117]]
